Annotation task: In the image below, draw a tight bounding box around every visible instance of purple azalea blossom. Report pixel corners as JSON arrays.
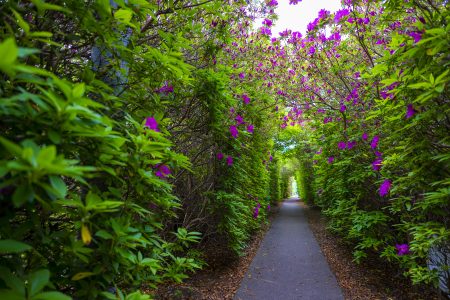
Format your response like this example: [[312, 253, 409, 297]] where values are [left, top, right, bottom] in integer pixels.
[[379, 179, 391, 197], [338, 141, 346, 150], [145, 117, 160, 132], [347, 141, 357, 149], [268, 0, 278, 6], [408, 31, 423, 43], [217, 152, 224, 160], [235, 115, 244, 124], [157, 84, 174, 94], [309, 46, 316, 55], [253, 205, 260, 218], [239, 72, 245, 79], [260, 27, 272, 36], [230, 125, 239, 138], [362, 132, 368, 141], [371, 135, 379, 149], [372, 157, 382, 171], [318, 9, 330, 19], [262, 18, 273, 27], [334, 9, 350, 23], [395, 243, 410, 256], [155, 164, 171, 178], [247, 124, 254, 133], [340, 104, 346, 112], [242, 94, 251, 104], [226, 155, 233, 166], [406, 104, 416, 119], [328, 156, 334, 163]]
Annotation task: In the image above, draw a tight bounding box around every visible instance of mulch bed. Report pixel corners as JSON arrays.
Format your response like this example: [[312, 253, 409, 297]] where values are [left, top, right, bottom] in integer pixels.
[[150, 204, 281, 300], [303, 203, 441, 300]]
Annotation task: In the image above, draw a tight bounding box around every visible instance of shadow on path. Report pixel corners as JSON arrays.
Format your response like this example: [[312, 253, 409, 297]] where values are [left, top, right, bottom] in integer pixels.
[[234, 197, 343, 300]]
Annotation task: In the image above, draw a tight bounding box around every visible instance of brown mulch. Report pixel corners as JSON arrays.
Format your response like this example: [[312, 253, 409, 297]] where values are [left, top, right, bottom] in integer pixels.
[[303, 203, 441, 300], [150, 204, 280, 300]]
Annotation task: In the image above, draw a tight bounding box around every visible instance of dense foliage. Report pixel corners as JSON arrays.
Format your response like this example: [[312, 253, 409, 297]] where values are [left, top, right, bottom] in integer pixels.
[[274, 0, 449, 294], [0, 0, 448, 298], [0, 0, 280, 298]]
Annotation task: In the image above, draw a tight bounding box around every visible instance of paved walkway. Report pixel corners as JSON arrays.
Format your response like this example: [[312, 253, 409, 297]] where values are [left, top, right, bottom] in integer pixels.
[[234, 198, 343, 300]]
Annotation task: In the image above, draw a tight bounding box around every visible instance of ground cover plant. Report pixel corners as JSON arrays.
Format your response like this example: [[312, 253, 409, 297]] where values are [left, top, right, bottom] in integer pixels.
[[0, 0, 448, 298]]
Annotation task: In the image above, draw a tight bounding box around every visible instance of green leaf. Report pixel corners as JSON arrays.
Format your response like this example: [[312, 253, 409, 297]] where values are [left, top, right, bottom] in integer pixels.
[[18, 47, 40, 58], [72, 83, 85, 98], [28, 269, 50, 296], [28, 31, 53, 38], [95, 230, 113, 239], [11, 9, 30, 34], [49, 176, 67, 199], [100, 292, 117, 300], [0, 239, 32, 254], [32, 291, 72, 300], [12, 184, 34, 207], [37, 146, 56, 166], [114, 9, 132, 23], [0, 38, 18, 74], [0, 290, 24, 300], [0, 137, 22, 156], [71, 272, 95, 281]]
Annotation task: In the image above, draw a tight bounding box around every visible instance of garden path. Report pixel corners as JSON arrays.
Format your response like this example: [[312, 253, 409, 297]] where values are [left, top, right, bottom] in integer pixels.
[[234, 197, 343, 300]]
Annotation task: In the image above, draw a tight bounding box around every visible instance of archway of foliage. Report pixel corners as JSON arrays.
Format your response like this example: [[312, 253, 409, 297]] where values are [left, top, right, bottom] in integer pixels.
[[0, 0, 448, 298]]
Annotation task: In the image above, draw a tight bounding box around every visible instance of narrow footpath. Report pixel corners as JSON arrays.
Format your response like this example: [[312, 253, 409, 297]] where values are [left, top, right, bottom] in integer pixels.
[[234, 198, 343, 300]]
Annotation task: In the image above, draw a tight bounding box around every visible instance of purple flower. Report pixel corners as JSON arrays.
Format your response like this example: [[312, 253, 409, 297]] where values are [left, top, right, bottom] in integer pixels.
[[267, 204, 271, 211], [235, 115, 244, 124], [239, 72, 245, 79], [226, 155, 233, 166], [309, 46, 316, 55], [379, 179, 391, 197], [371, 135, 379, 149], [395, 243, 410, 256], [268, 0, 278, 6], [217, 152, 224, 160], [242, 94, 251, 104], [372, 158, 382, 171], [347, 141, 356, 149], [269, 155, 273, 161], [328, 156, 334, 163], [253, 205, 259, 218], [155, 164, 171, 178], [406, 104, 416, 119], [307, 18, 319, 32], [318, 9, 330, 19], [408, 31, 422, 43], [157, 84, 174, 94], [260, 27, 272, 36], [289, 0, 301, 4], [334, 9, 350, 23], [262, 18, 273, 27], [338, 141, 346, 150], [145, 117, 160, 132], [362, 132, 368, 141], [340, 104, 346, 112], [230, 125, 239, 138], [247, 124, 254, 134]]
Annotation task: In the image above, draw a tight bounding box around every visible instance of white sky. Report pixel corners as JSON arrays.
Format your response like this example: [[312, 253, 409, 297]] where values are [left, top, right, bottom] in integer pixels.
[[269, 0, 342, 36]]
